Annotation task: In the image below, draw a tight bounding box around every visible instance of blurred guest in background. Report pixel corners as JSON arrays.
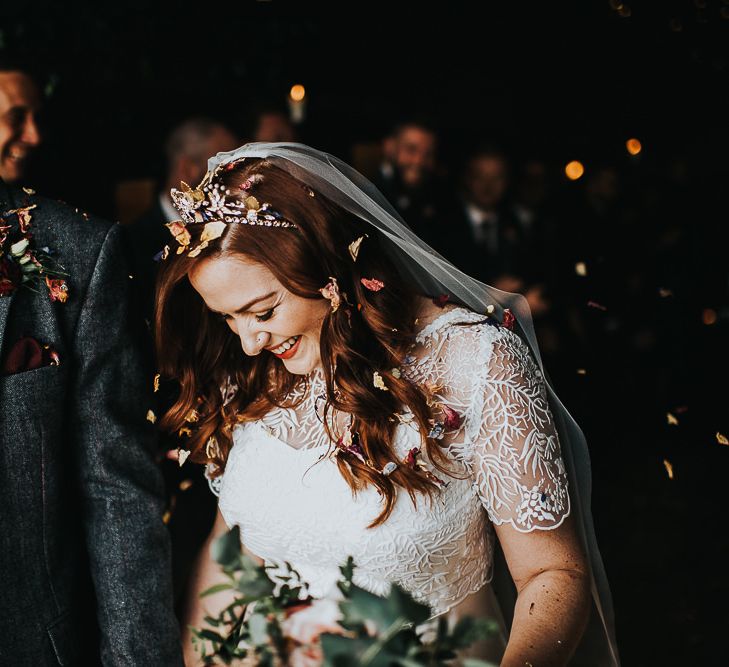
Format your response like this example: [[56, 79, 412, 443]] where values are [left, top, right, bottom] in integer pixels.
[[124, 116, 237, 623], [447, 145, 550, 318], [372, 116, 449, 249], [126, 116, 238, 320], [243, 101, 298, 143], [0, 59, 42, 184]]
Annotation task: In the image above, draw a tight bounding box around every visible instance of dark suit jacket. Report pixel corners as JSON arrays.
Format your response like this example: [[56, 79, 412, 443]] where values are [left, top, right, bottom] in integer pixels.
[[0, 181, 182, 666]]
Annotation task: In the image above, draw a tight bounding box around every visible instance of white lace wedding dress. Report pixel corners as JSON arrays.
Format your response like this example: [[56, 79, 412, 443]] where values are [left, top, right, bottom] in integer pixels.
[[210, 305, 570, 621]]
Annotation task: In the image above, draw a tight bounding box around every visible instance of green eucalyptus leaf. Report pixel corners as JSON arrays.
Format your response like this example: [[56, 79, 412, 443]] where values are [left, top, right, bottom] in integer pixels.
[[320, 633, 379, 666], [211, 526, 242, 570], [201, 582, 233, 597], [450, 616, 499, 648]]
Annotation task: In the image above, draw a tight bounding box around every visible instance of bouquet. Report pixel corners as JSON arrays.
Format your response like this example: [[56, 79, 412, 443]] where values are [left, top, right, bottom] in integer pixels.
[[191, 526, 498, 666]]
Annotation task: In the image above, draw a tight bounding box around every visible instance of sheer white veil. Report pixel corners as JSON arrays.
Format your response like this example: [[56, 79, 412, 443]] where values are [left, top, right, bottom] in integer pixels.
[[207, 142, 620, 665]]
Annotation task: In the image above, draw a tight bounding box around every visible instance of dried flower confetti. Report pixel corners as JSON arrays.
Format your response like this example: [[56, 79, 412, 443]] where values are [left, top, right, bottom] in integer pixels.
[[666, 412, 679, 426], [576, 368, 587, 375], [373, 371, 389, 391], [391, 368, 401, 379], [206, 436, 218, 458], [587, 300, 607, 311], [178, 449, 191, 467], [381, 461, 398, 476], [179, 479, 193, 491], [153, 374, 160, 392], [178, 427, 192, 438], [45, 277, 69, 303], [502, 308, 515, 330], [433, 294, 449, 308], [428, 421, 445, 439], [319, 277, 341, 312], [7, 204, 37, 233], [575, 261, 588, 276], [662, 459, 674, 480], [405, 448, 420, 468], [146, 409, 156, 424], [348, 235, 367, 261], [716, 432, 729, 446], [360, 277, 385, 292], [441, 404, 462, 430]]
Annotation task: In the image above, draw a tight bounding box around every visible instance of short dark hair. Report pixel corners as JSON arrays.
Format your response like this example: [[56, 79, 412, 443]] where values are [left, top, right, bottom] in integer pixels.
[[0, 54, 45, 89], [389, 114, 440, 141]]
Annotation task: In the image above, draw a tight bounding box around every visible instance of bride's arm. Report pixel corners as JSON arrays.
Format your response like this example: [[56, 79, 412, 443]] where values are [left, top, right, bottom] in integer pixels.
[[182, 509, 239, 666], [495, 514, 591, 666]]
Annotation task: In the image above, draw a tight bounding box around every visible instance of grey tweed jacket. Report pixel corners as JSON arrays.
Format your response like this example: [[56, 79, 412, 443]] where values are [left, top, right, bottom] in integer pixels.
[[0, 180, 183, 666]]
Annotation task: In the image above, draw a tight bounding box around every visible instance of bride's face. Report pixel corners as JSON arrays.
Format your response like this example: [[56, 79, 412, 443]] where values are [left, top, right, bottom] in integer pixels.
[[189, 255, 330, 375]]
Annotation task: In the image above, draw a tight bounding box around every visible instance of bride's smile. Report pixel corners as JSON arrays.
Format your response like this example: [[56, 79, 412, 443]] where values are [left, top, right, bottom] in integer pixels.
[[188, 255, 329, 375]]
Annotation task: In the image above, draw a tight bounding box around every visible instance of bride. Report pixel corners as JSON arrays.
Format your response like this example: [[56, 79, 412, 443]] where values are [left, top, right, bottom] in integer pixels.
[[154, 143, 619, 665]]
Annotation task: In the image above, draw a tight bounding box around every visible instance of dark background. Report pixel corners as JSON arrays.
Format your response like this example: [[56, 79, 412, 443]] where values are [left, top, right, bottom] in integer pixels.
[[2, 1, 728, 664]]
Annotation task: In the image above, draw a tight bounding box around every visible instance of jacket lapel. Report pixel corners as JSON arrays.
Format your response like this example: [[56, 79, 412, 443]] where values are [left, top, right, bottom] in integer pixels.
[[0, 178, 18, 355]]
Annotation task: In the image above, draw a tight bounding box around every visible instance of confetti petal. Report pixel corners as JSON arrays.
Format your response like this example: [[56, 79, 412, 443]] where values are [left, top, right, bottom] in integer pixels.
[[373, 371, 389, 391], [360, 277, 385, 292], [405, 447, 420, 468], [45, 277, 69, 303], [381, 461, 398, 476], [666, 412, 679, 426], [502, 308, 516, 330], [319, 277, 341, 312], [178, 449, 191, 467], [206, 436, 218, 458], [662, 459, 674, 480], [348, 235, 367, 261], [717, 432, 729, 446], [153, 374, 160, 393], [146, 409, 156, 424], [433, 294, 449, 308], [587, 300, 608, 311], [441, 404, 462, 430]]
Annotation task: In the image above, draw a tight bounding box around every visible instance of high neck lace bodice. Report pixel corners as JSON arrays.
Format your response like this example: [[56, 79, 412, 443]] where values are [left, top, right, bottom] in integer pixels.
[[212, 305, 570, 616]]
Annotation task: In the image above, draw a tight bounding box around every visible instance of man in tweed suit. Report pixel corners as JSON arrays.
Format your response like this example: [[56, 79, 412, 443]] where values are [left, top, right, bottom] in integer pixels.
[[0, 175, 182, 665]]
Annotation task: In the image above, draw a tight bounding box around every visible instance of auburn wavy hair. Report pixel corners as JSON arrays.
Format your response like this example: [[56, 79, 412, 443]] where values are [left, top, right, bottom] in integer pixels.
[[154, 158, 463, 527]]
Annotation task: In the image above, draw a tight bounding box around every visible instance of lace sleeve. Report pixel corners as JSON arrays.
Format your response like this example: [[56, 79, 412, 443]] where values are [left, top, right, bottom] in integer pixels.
[[467, 327, 570, 532]]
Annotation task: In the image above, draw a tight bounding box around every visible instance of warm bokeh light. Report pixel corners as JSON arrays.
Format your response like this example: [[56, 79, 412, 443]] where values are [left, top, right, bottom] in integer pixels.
[[289, 84, 306, 102], [626, 138, 642, 155], [565, 160, 584, 180], [702, 308, 717, 325]]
